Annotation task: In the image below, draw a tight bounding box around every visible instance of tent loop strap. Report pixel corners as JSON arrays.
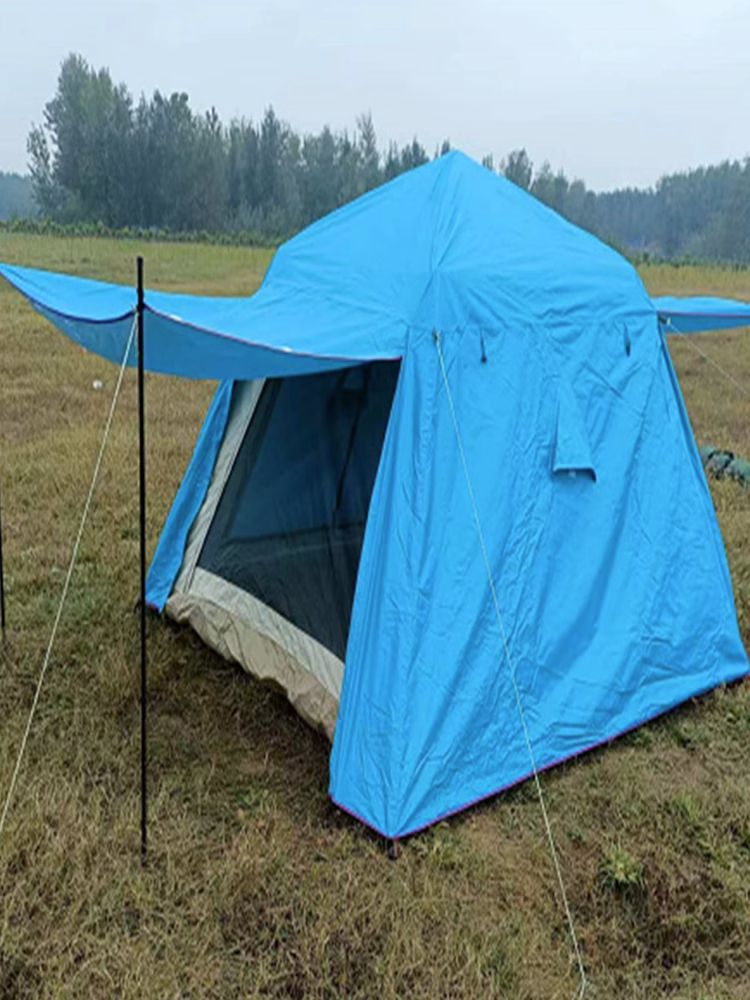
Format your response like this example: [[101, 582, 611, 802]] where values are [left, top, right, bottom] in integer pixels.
[[433, 330, 587, 1000], [0, 315, 138, 843], [664, 318, 750, 401]]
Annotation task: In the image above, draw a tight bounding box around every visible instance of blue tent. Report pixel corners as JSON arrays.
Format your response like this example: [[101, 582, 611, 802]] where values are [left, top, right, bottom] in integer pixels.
[[1, 152, 748, 839]]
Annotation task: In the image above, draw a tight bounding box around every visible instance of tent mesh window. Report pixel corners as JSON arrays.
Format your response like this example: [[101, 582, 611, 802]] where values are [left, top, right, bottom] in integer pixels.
[[197, 361, 401, 660]]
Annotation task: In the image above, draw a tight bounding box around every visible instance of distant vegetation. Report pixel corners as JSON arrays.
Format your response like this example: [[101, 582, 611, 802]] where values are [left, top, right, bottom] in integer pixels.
[[0, 172, 35, 220], [0, 216, 272, 248], [14, 53, 750, 262]]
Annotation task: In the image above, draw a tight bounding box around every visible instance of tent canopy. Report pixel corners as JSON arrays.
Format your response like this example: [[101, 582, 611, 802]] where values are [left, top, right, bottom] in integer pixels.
[[654, 296, 750, 334], [0, 150, 671, 379], [0, 261, 397, 379]]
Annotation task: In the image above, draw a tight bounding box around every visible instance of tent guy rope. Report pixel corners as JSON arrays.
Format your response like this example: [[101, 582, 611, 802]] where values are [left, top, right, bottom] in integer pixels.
[[433, 330, 588, 999], [0, 315, 137, 844], [664, 318, 750, 400]]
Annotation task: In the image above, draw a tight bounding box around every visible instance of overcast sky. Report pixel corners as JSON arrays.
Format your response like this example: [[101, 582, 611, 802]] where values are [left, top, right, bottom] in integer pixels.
[[1, 0, 748, 192]]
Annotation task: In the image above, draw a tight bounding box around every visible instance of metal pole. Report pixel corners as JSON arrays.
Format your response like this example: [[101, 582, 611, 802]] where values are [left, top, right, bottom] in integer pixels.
[[0, 480, 6, 640], [136, 256, 147, 865]]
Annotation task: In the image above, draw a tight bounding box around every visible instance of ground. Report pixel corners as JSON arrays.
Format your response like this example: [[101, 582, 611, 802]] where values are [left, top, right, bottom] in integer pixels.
[[1, 234, 750, 999]]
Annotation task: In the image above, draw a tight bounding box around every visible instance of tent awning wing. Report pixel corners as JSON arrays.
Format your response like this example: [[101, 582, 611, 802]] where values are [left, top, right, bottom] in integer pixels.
[[654, 295, 750, 334], [7, 263, 750, 376], [0, 262, 405, 379]]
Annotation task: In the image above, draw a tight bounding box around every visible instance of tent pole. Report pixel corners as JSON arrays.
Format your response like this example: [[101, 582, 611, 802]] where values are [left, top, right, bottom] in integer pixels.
[[136, 256, 148, 865], [0, 479, 6, 641]]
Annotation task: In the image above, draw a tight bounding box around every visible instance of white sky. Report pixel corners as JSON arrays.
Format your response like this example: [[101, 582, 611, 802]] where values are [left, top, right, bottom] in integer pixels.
[[1, 0, 748, 191]]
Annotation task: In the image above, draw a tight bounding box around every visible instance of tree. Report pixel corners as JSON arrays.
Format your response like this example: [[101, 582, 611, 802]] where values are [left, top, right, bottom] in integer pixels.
[[563, 178, 596, 231], [258, 106, 283, 214], [27, 126, 57, 215], [530, 160, 554, 205], [300, 125, 339, 225], [138, 91, 200, 229], [357, 112, 381, 192], [502, 148, 533, 191], [383, 142, 401, 182], [27, 54, 137, 224], [401, 139, 428, 172], [190, 107, 229, 231]]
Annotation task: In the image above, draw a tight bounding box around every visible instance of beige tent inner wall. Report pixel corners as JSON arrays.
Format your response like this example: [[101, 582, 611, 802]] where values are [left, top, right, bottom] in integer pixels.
[[164, 379, 344, 741]]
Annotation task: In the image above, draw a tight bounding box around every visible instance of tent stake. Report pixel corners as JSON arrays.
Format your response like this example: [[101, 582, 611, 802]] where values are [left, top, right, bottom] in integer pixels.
[[0, 479, 6, 640], [136, 256, 148, 865]]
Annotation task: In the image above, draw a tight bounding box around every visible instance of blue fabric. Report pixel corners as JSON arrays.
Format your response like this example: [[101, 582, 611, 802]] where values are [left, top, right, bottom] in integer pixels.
[[655, 296, 750, 333], [0, 265, 389, 378], [1, 151, 747, 838], [330, 320, 747, 839], [145, 380, 233, 610], [553, 376, 596, 479]]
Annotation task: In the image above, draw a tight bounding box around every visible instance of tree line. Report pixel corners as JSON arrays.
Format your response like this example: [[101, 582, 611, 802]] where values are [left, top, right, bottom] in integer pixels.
[[19, 54, 750, 263]]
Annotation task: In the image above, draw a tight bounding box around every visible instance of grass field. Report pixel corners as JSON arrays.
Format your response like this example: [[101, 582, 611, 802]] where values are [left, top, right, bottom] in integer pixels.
[[1, 232, 750, 999]]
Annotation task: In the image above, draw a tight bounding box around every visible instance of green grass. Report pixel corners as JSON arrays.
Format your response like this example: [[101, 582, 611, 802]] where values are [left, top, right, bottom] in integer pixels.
[[1, 232, 750, 998]]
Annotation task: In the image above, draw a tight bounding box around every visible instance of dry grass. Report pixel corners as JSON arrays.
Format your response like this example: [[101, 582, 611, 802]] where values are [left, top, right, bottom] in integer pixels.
[[1, 234, 750, 999]]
